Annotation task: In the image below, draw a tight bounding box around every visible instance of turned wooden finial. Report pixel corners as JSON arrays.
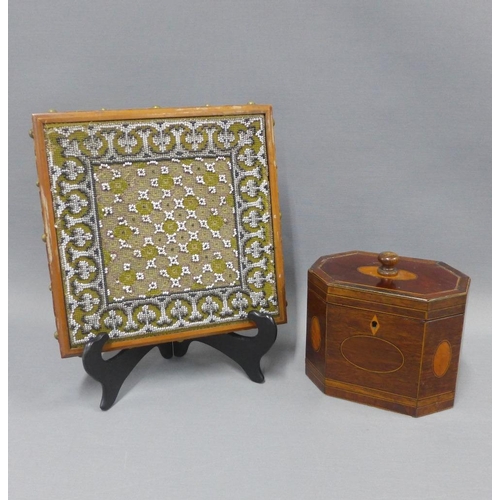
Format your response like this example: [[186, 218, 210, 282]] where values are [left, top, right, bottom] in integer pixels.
[[377, 251, 399, 277]]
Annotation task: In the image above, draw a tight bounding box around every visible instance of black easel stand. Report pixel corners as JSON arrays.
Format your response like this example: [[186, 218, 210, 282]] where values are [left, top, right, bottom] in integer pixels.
[[82, 311, 277, 410]]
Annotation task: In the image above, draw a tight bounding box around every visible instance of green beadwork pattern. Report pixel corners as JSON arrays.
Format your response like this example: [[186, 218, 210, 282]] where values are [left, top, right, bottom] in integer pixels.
[[44, 115, 280, 346], [96, 158, 240, 299]]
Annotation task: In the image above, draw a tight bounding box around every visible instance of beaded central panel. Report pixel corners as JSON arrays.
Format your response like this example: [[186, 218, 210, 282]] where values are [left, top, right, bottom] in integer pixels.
[[95, 158, 240, 300], [43, 114, 280, 347]]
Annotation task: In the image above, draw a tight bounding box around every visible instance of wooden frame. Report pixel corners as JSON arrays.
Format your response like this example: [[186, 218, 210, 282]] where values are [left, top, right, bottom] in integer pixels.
[[32, 105, 286, 357]]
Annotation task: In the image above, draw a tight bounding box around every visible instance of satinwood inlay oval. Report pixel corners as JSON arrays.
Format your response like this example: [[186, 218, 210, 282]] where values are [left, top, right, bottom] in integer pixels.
[[341, 335, 404, 373], [310, 316, 321, 352], [433, 341, 452, 378]]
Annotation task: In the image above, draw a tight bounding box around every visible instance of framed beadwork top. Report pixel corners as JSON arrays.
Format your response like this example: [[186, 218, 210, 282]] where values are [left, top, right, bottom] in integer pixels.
[[32, 105, 287, 357]]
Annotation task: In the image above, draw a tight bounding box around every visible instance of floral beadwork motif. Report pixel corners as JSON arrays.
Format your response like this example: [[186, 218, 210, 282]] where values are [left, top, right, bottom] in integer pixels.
[[44, 115, 280, 347], [96, 158, 240, 300]]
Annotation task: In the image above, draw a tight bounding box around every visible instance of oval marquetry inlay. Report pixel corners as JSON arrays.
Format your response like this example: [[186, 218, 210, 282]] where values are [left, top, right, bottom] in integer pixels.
[[341, 335, 404, 374], [433, 341, 452, 378], [310, 316, 321, 352]]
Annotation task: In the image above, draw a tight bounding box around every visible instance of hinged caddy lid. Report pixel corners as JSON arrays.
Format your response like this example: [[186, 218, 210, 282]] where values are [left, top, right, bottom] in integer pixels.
[[309, 251, 470, 319]]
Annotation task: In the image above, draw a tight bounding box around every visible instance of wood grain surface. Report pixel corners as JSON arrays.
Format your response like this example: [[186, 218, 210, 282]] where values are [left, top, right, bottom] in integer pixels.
[[305, 252, 470, 417]]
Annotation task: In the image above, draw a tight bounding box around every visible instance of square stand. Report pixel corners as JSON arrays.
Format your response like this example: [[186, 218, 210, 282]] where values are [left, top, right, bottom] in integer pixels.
[[82, 311, 277, 410]]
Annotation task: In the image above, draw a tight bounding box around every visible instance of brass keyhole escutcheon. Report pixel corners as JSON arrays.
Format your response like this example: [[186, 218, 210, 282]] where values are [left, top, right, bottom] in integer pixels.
[[370, 316, 380, 335]]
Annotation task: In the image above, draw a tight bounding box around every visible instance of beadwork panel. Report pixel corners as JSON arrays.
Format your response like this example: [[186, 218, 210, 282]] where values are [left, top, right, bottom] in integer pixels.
[[33, 106, 286, 356]]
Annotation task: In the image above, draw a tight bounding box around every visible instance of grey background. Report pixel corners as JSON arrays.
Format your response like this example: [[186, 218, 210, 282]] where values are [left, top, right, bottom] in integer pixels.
[[9, 1, 491, 499]]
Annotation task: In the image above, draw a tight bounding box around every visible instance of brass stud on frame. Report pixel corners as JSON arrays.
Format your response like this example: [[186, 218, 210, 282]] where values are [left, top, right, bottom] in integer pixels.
[[41, 233, 47, 242]]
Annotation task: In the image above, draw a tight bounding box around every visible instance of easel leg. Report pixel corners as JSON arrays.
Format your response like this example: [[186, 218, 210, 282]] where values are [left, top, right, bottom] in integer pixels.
[[82, 334, 157, 411], [174, 311, 277, 383]]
